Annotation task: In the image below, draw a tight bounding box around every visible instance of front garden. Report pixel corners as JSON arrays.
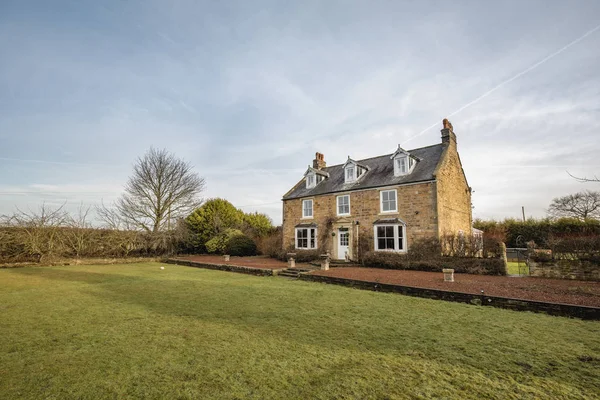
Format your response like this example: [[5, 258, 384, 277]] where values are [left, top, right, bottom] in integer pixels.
[[1, 263, 599, 399]]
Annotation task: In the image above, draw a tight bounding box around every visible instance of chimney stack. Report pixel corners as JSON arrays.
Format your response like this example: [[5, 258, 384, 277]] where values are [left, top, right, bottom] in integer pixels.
[[441, 118, 457, 146], [313, 152, 326, 169]]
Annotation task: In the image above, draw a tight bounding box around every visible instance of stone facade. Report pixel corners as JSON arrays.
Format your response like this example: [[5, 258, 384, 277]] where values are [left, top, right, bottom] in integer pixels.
[[283, 181, 439, 260], [435, 128, 473, 236], [282, 122, 472, 260]]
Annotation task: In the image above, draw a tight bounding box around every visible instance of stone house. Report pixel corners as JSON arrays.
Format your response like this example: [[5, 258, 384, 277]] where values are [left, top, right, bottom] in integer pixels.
[[281, 119, 472, 261]]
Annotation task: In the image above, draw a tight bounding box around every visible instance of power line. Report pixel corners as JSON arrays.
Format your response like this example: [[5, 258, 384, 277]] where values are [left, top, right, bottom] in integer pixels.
[[237, 201, 281, 208]]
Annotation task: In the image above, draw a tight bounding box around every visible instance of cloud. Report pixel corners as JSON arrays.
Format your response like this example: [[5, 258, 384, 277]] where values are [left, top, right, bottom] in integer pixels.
[[1, 0, 600, 225]]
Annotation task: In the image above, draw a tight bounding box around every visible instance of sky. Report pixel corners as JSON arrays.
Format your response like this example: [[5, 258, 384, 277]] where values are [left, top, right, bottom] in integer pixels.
[[1, 0, 600, 225]]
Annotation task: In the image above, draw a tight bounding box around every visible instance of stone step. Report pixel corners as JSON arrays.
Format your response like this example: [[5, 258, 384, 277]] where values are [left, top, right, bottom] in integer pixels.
[[279, 272, 300, 278], [278, 268, 313, 278]]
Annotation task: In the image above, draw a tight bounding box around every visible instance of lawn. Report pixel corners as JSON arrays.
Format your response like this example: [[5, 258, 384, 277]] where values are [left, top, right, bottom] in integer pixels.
[[1, 263, 599, 399], [507, 261, 530, 275]]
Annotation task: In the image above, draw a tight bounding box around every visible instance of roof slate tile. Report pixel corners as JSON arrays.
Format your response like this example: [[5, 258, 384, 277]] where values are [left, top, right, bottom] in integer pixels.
[[283, 143, 444, 200]]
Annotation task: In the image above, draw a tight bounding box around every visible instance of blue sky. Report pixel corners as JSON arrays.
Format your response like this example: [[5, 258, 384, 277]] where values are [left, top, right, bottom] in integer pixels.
[[1, 0, 600, 224]]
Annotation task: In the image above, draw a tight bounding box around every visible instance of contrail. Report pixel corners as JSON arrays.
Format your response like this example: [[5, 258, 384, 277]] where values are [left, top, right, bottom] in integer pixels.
[[403, 23, 600, 144]]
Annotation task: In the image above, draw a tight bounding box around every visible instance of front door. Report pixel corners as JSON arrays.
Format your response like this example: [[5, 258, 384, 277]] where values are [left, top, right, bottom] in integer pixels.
[[337, 228, 349, 260]]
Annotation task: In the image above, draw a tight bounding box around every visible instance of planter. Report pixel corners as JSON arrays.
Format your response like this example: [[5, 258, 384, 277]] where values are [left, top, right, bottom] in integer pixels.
[[443, 268, 455, 282], [287, 253, 296, 268], [320, 253, 330, 271]]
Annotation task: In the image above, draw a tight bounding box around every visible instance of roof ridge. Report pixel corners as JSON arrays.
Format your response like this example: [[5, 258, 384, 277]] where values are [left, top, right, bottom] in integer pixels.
[[323, 143, 443, 170]]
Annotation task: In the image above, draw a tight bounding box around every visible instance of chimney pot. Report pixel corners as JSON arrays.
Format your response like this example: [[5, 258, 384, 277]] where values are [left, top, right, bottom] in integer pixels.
[[313, 152, 326, 169], [441, 118, 457, 146]]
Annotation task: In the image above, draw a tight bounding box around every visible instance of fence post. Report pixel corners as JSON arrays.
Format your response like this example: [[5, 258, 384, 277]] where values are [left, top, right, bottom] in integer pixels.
[[500, 242, 508, 275]]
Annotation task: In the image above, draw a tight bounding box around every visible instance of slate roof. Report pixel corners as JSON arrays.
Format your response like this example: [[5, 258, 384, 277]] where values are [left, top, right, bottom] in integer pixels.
[[283, 143, 445, 200]]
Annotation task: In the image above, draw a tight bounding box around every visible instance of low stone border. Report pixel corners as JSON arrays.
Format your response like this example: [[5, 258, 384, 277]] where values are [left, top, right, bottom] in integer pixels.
[[300, 274, 600, 320], [165, 258, 282, 276]]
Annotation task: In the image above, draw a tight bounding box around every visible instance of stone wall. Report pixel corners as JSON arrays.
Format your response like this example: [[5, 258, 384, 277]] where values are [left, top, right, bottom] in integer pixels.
[[282, 181, 439, 260], [529, 259, 600, 281], [299, 274, 600, 320], [435, 130, 473, 236]]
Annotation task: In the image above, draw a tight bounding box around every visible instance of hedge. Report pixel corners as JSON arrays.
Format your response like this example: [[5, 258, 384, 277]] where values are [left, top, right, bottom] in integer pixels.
[[474, 218, 600, 247], [362, 252, 506, 276], [276, 249, 322, 263], [225, 235, 257, 257]]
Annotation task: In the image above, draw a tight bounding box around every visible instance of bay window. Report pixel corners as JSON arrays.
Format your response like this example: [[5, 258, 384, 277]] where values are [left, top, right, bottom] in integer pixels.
[[296, 227, 317, 249], [374, 224, 406, 252]]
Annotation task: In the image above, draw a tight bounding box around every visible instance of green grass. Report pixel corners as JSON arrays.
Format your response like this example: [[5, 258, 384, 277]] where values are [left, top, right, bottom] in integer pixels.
[[1, 263, 599, 399], [508, 261, 530, 275]]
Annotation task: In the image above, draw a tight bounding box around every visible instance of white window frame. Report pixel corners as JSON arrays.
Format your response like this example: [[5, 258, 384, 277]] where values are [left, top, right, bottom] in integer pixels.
[[373, 224, 406, 253], [380, 189, 398, 213], [302, 199, 313, 219], [306, 174, 316, 189], [336, 195, 351, 216], [399, 157, 408, 174], [394, 155, 415, 176], [295, 227, 318, 249], [345, 165, 356, 183]]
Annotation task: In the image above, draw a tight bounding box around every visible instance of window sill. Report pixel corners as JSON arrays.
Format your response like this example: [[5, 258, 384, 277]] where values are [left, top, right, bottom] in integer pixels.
[[379, 211, 399, 215], [300, 216, 314, 220], [374, 249, 407, 253], [337, 214, 351, 217]]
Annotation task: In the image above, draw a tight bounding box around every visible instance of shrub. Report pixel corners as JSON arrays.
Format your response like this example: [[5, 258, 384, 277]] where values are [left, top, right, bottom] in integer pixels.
[[225, 234, 257, 257], [362, 252, 505, 275], [531, 234, 600, 265], [474, 217, 600, 248], [255, 228, 283, 257], [241, 213, 275, 238], [407, 236, 441, 259], [205, 229, 244, 254], [276, 248, 322, 263]]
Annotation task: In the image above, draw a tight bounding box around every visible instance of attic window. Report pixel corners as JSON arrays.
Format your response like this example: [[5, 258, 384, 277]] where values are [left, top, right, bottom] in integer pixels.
[[394, 155, 416, 177], [306, 174, 316, 189], [345, 166, 355, 183], [391, 145, 417, 177], [396, 157, 407, 174]]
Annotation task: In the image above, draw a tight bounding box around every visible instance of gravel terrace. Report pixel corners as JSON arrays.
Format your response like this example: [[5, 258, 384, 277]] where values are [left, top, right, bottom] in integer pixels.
[[311, 267, 600, 307]]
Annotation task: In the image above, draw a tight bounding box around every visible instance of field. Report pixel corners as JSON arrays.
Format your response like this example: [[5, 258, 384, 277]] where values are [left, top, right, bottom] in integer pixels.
[[1, 263, 599, 399]]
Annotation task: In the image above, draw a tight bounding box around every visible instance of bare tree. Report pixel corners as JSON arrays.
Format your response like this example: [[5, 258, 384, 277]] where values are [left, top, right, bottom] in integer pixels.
[[96, 200, 128, 230], [105, 148, 205, 232], [7, 202, 68, 262], [62, 204, 93, 258], [547, 190, 600, 220], [568, 172, 600, 183]]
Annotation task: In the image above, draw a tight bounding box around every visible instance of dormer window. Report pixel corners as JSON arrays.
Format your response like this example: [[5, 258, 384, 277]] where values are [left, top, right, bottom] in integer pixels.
[[391, 145, 418, 177], [396, 157, 407, 175], [343, 157, 368, 184], [345, 166, 355, 182], [304, 166, 329, 189]]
